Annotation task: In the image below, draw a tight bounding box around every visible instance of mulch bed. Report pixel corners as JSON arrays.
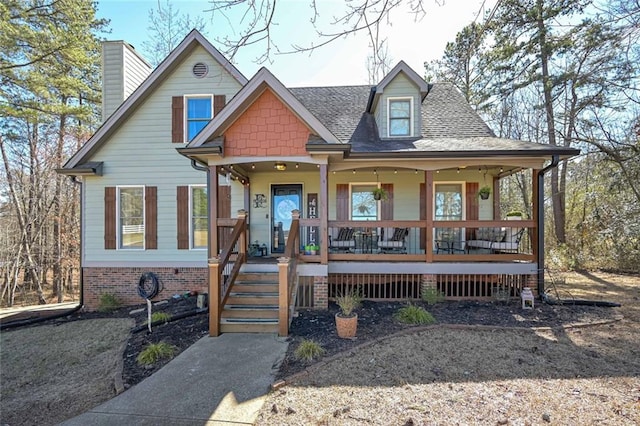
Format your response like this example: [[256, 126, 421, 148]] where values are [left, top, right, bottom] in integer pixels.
[[38, 295, 621, 389]]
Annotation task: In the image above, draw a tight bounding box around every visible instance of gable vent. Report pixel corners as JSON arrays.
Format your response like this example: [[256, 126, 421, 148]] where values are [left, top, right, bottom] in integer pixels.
[[192, 62, 208, 78]]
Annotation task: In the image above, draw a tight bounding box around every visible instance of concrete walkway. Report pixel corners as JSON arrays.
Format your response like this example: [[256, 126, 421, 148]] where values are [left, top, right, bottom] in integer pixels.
[[60, 333, 289, 426]]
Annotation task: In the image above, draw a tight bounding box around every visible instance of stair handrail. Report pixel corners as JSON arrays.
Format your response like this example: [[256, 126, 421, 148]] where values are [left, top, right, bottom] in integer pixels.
[[208, 209, 247, 336], [278, 210, 300, 336]]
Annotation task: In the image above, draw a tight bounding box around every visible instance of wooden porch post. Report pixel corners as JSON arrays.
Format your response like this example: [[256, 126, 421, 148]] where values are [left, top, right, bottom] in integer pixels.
[[208, 257, 221, 337], [425, 171, 434, 263], [493, 175, 501, 220], [208, 167, 219, 258], [532, 169, 540, 263], [237, 209, 248, 256], [278, 256, 290, 336], [319, 164, 328, 265], [244, 184, 251, 244]]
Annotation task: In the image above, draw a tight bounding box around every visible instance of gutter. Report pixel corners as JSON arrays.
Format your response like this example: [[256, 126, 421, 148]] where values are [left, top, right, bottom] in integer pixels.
[[536, 154, 560, 297], [1, 176, 84, 330]]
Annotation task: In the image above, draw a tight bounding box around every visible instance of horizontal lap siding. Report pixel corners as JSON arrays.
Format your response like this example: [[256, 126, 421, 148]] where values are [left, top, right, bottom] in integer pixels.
[[84, 46, 242, 263], [378, 73, 422, 138]]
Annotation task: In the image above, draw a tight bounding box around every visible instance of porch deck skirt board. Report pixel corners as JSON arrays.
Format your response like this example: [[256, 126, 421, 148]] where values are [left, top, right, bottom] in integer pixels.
[[295, 273, 532, 305]]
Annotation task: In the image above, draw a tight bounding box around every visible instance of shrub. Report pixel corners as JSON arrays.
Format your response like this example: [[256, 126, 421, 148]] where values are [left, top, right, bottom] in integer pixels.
[[136, 342, 176, 366], [147, 312, 172, 324], [294, 339, 325, 362], [97, 293, 121, 313], [394, 305, 435, 325], [335, 289, 361, 317], [421, 287, 444, 305]]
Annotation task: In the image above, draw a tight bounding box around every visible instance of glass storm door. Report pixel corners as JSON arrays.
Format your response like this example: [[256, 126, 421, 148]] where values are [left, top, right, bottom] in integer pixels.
[[271, 184, 302, 253], [434, 183, 464, 248]]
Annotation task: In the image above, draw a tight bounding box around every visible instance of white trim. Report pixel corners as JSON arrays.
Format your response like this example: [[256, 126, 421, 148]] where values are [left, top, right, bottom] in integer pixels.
[[433, 181, 466, 220], [387, 97, 414, 138], [349, 182, 380, 220], [184, 94, 213, 143], [116, 185, 145, 251], [189, 184, 207, 250]]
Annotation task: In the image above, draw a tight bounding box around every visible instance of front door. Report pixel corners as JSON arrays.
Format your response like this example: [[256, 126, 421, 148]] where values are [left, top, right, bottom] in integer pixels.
[[434, 183, 465, 250], [271, 184, 302, 253]]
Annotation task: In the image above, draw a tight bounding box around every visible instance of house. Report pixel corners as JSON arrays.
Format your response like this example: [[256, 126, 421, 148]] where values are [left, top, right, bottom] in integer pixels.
[[58, 30, 579, 336]]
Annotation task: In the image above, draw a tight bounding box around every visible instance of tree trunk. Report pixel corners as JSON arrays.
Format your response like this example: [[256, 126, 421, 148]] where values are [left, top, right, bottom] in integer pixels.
[[536, 0, 565, 243]]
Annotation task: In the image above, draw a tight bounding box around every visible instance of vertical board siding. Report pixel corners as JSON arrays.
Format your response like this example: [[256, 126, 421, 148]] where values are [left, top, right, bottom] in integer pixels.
[[176, 186, 189, 249], [171, 96, 184, 143], [419, 182, 426, 249], [104, 187, 116, 249], [145, 186, 158, 249], [380, 183, 393, 220], [213, 94, 226, 116], [296, 276, 315, 308], [465, 182, 479, 240], [336, 184, 349, 221]]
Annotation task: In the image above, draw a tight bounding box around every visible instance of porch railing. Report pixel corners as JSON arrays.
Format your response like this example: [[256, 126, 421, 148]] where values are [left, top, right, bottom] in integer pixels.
[[208, 210, 248, 336], [293, 220, 536, 263], [278, 210, 300, 336]]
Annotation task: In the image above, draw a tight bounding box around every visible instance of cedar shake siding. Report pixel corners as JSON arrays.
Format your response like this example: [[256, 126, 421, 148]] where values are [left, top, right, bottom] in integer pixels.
[[224, 89, 310, 157]]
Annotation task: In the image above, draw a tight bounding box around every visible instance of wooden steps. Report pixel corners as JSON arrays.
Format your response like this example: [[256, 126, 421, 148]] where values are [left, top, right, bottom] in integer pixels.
[[219, 272, 279, 334]]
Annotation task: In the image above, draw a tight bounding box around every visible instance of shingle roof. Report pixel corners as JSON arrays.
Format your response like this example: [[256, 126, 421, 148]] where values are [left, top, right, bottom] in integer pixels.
[[290, 82, 577, 157], [289, 86, 371, 142]]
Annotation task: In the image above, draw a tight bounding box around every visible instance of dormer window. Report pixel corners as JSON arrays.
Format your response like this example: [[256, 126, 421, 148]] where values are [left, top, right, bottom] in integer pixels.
[[186, 95, 213, 141], [388, 98, 413, 137]]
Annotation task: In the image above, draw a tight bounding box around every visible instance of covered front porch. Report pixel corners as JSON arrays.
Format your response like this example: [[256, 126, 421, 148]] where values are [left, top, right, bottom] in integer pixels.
[[205, 161, 545, 337]]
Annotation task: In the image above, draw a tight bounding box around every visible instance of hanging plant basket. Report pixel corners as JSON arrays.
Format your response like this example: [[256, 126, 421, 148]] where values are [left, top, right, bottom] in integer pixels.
[[372, 188, 387, 201], [478, 186, 491, 200]]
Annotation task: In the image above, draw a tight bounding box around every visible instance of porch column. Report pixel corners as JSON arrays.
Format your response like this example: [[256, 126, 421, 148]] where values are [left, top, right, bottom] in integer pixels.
[[493, 175, 501, 220], [208, 167, 219, 258], [208, 257, 221, 337], [532, 169, 541, 265], [244, 183, 251, 244], [319, 164, 328, 265], [425, 171, 434, 263]]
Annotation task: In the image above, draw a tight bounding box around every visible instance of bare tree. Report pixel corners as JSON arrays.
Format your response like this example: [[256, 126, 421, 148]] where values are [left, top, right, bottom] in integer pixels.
[[206, 0, 436, 64]]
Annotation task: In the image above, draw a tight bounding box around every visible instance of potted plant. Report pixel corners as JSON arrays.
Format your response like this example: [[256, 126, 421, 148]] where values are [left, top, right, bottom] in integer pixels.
[[372, 187, 388, 201], [334, 289, 361, 338], [310, 244, 319, 255], [506, 211, 523, 220], [478, 185, 491, 200]]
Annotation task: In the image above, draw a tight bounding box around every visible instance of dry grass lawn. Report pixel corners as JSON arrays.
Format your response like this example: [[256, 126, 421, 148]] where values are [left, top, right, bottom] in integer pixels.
[[257, 271, 640, 425], [0, 318, 133, 426]]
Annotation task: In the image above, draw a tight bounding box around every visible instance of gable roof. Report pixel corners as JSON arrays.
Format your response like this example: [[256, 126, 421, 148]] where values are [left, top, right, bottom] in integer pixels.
[[62, 29, 247, 170], [289, 82, 578, 158], [185, 67, 341, 148], [366, 60, 430, 113]]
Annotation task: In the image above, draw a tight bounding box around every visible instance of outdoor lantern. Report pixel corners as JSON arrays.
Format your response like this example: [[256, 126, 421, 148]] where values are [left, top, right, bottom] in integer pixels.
[[521, 287, 534, 309]]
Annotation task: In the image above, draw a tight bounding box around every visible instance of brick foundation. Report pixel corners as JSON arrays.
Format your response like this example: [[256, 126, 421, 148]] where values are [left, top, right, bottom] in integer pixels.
[[82, 267, 208, 311], [313, 275, 328, 309]]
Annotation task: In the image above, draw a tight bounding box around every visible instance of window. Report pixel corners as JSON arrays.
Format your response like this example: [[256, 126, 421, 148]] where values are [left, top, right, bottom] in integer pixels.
[[186, 96, 212, 141], [351, 185, 378, 220], [434, 183, 464, 247], [119, 187, 144, 249], [191, 186, 207, 249], [388, 98, 412, 137]]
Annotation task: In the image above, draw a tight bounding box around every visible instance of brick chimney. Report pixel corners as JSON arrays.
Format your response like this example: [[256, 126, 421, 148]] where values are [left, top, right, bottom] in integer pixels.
[[101, 41, 152, 122]]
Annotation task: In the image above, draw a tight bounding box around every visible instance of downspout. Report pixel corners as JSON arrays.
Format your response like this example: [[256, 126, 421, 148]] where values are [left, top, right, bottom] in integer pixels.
[[537, 154, 559, 297], [1, 176, 84, 330], [190, 160, 210, 258]]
